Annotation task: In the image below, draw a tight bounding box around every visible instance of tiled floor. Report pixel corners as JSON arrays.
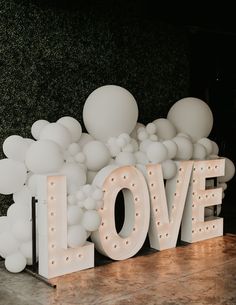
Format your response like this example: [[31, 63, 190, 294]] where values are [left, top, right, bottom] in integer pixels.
[[0, 235, 236, 305]]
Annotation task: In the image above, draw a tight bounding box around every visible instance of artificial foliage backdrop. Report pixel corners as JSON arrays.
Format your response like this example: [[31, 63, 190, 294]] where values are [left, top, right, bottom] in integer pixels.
[[0, 0, 189, 214]]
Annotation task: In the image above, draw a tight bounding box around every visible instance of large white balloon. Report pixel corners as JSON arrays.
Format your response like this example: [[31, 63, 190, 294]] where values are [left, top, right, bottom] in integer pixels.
[[0, 159, 27, 195], [3, 135, 29, 162], [13, 186, 32, 205], [0, 216, 10, 234], [39, 122, 72, 149], [173, 136, 193, 160], [153, 118, 176, 140], [25, 140, 64, 174], [167, 97, 213, 142], [197, 138, 213, 155], [7, 203, 31, 224], [31, 120, 49, 140], [11, 220, 32, 242], [5, 252, 27, 273], [57, 117, 82, 142], [83, 85, 138, 141], [83, 141, 110, 171]]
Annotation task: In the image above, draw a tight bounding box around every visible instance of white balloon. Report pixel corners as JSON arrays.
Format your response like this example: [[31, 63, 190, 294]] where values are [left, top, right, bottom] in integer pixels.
[[106, 138, 121, 157], [162, 160, 177, 180], [67, 194, 76, 205], [78, 133, 94, 148], [163, 140, 178, 159], [139, 139, 153, 153], [7, 203, 31, 224], [153, 118, 176, 140], [25, 140, 64, 174], [83, 85, 138, 141], [115, 151, 136, 166], [68, 143, 81, 156], [60, 163, 86, 188], [57, 116, 82, 142], [134, 151, 149, 165], [0, 216, 10, 234], [197, 138, 213, 155], [82, 210, 101, 231], [83, 198, 97, 210], [75, 152, 86, 163], [3, 135, 29, 162], [173, 136, 193, 160], [167, 97, 213, 142], [5, 252, 26, 273], [218, 158, 235, 182], [39, 122, 72, 149], [146, 123, 156, 135], [91, 188, 103, 201], [67, 206, 83, 225], [130, 122, 145, 139], [27, 174, 38, 196], [31, 120, 49, 140], [11, 220, 32, 242], [146, 142, 168, 163], [130, 139, 139, 152], [211, 141, 219, 155], [192, 143, 207, 160], [67, 225, 87, 248], [83, 141, 110, 171], [24, 138, 35, 146], [13, 186, 32, 205], [76, 190, 86, 201], [137, 130, 148, 141], [0, 232, 19, 258], [0, 159, 27, 195]]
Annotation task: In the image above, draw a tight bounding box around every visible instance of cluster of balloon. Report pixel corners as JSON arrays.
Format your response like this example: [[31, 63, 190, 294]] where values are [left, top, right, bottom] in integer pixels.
[[0, 85, 235, 273]]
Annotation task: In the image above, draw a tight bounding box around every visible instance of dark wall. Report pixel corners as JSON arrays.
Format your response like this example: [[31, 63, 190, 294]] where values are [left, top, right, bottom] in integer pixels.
[[0, 0, 189, 215]]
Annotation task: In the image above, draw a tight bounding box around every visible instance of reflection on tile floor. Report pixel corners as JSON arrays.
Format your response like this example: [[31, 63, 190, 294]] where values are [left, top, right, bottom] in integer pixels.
[[0, 235, 236, 305]]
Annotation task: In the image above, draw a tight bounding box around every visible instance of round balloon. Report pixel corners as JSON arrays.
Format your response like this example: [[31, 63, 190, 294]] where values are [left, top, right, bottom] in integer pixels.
[[0, 159, 27, 195], [25, 140, 64, 174], [31, 120, 49, 140], [83, 141, 111, 171], [57, 116, 82, 142], [83, 85, 138, 141], [146, 142, 168, 163], [5, 252, 27, 273], [167, 97, 213, 142], [153, 118, 176, 140], [218, 158, 235, 183], [39, 123, 72, 149], [3, 135, 29, 162], [173, 136, 193, 160]]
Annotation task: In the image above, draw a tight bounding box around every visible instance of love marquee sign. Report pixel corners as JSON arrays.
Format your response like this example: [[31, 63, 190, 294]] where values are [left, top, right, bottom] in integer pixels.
[[37, 158, 224, 279]]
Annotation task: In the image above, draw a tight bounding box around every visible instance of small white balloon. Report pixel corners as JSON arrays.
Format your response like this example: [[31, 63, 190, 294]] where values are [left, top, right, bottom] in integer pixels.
[[5, 252, 27, 273], [163, 140, 178, 159], [82, 210, 101, 231], [146, 142, 168, 163], [68, 143, 81, 156], [173, 136, 193, 160], [134, 151, 149, 165], [91, 188, 103, 201], [115, 151, 136, 166], [67, 206, 83, 225], [162, 160, 177, 180], [83, 198, 97, 210], [146, 123, 156, 135], [25, 140, 64, 174], [31, 120, 49, 140], [218, 158, 235, 182], [83, 141, 110, 171], [39, 122, 72, 149], [0, 232, 19, 258], [75, 152, 86, 163], [57, 116, 82, 142], [11, 220, 32, 243], [137, 130, 148, 141], [78, 133, 94, 148], [153, 118, 176, 140], [192, 143, 207, 160], [83, 85, 138, 141], [130, 122, 145, 139], [67, 225, 87, 248], [0, 216, 10, 234], [122, 143, 134, 153], [0, 159, 27, 195], [167, 97, 213, 142], [211, 140, 219, 155], [107, 139, 121, 157], [139, 139, 153, 153], [197, 138, 213, 156], [3, 135, 29, 162]]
